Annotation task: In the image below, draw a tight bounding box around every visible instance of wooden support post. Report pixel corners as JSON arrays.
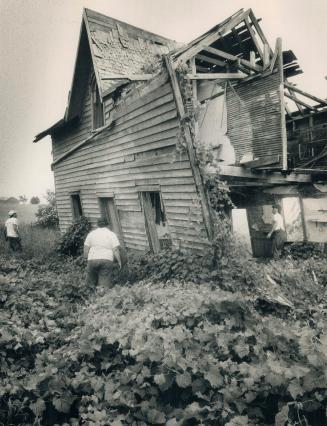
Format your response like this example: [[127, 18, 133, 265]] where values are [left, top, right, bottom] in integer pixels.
[[249, 51, 256, 73], [277, 38, 288, 171], [164, 55, 214, 240], [263, 43, 270, 69], [299, 195, 308, 241]]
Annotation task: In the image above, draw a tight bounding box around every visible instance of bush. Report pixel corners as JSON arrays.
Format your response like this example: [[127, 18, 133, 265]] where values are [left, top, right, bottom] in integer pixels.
[[56, 216, 91, 257], [34, 204, 59, 228]]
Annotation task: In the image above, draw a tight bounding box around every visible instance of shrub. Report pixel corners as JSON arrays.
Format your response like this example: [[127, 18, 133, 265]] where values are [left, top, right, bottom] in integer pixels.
[[56, 216, 91, 257], [34, 204, 59, 228]]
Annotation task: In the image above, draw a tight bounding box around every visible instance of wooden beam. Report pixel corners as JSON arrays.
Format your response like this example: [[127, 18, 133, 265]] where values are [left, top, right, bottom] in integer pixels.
[[195, 54, 226, 67], [244, 17, 264, 59], [102, 74, 155, 81], [284, 82, 327, 107], [268, 39, 279, 73], [217, 165, 312, 184], [173, 9, 250, 65], [284, 92, 317, 111], [250, 51, 256, 68], [164, 55, 214, 240], [241, 155, 280, 169], [248, 9, 273, 56], [277, 38, 288, 171], [186, 72, 246, 80], [202, 46, 262, 72], [51, 120, 114, 168], [263, 43, 270, 69]]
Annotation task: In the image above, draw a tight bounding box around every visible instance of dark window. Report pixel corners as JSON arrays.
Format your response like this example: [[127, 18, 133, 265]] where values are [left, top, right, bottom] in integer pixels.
[[71, 193, 83, 220], [91, 77, 104, 129]]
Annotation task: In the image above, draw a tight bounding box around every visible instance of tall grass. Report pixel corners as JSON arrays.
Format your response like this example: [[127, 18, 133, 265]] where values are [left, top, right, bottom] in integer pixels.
[[0, 224, 59, 260]]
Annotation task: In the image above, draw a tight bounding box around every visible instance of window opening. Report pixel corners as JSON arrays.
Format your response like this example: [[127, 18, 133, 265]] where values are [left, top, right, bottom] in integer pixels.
[[71, 193, 83, 220]]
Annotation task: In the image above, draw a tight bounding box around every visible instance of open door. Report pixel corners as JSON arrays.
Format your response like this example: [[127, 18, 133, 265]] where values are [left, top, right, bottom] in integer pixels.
[[141, 191, 169, 253], [98, 197, 124, 245]]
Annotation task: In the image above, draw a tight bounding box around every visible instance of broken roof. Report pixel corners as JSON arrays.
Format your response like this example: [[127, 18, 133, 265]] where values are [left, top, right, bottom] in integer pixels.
[[34, 7, 302, 143]]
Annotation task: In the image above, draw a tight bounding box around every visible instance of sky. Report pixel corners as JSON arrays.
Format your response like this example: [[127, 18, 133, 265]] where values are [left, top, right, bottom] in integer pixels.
[[1, 0, 327, 200]]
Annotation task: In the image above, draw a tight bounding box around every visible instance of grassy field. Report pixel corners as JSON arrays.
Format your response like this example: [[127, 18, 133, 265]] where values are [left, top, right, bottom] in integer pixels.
[[0, 223, 59, 259], [0, 201, 39, 224]]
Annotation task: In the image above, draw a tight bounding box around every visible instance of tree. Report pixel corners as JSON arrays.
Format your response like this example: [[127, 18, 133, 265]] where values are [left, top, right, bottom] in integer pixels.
[[19, 195, 27, 204], [30, 196, 40, 205], [34, 190, 59, 228], [45, 189, 56, 207]]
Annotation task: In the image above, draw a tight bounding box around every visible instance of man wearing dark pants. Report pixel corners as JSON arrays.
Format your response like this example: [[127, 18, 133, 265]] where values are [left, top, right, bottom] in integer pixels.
[[84, 218, 122, 289], [5, 210, 22, 252], [267, 204, 287, 259]]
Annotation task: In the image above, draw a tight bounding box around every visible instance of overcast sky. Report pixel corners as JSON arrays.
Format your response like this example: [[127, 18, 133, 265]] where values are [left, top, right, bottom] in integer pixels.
[[1, 0, 327, 200]]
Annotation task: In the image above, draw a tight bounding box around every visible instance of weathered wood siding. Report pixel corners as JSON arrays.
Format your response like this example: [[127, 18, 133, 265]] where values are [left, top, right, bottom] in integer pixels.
[[226, 73, 284, 166], [52, 74, 209, 252]]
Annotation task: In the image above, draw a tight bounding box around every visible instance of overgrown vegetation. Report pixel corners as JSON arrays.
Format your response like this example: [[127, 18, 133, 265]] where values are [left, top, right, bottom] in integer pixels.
[[56, 216, 91, 257], [0, 251, 326, 425]]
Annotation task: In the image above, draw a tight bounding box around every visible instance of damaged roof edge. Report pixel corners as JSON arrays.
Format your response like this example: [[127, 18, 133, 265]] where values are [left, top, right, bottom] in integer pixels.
[[33, 117, 79, 143]]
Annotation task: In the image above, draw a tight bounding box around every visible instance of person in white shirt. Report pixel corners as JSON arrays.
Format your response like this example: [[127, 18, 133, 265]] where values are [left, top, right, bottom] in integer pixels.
[[84, 218, 122, 288], [4, 210, 22, 252], [267, 204, 286, 258]]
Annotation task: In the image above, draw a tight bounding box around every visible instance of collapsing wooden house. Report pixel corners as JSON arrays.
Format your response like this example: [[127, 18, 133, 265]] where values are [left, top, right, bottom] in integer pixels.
[[34, 8, 327, 256]]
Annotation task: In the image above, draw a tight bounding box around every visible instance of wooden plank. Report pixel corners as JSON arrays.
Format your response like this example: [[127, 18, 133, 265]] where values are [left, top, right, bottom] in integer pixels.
[[218, 165, 312, 183], [195, 54, 226, 67], [102, 73, 155, 81], [284, 82, 327, 107], [186, 72, 246, 80], [244, 17, 263, 59], [248, 9, 273, 56], [284, 93, 316, 111], [241, 155, 280, 168], [52, 120, 114, 168], [173, 9, 250, 65], [202, 45, 262, 72], [263, 43, 270, 69], [165, 56, 213, 240]]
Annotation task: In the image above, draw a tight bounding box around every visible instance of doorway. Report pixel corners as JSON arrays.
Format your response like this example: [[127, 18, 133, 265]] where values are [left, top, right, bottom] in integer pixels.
[[98, 197, 124, 245]]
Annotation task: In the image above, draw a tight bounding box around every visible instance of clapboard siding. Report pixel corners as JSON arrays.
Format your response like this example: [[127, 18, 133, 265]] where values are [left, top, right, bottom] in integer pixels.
[[52, 75, 209, 252], [226, 73, 283, 166]]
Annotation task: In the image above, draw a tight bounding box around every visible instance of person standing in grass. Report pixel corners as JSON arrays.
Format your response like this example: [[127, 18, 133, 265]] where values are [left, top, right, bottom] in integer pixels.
[[84, 217, 122, 289], [4, 210, 22, 252], [267, 204, 286, 259]]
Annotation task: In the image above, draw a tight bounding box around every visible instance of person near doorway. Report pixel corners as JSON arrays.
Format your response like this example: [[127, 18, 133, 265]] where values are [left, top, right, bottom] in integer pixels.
[[4, 210, 22, 252], [267, 204, 286, 259], [84, 218, 122, 289]]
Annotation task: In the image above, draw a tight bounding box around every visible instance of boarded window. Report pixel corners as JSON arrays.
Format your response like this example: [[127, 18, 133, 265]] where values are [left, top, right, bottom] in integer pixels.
[[91, 77, 104, 129], [98, 197, 124, 245], [71, 193, 83, 220]]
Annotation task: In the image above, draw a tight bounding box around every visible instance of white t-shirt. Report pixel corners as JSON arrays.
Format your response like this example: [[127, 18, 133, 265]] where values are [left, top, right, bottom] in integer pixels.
[[5, 217, 19, 237], [84, 227, 120, 261], [272, 212, 285, 231]]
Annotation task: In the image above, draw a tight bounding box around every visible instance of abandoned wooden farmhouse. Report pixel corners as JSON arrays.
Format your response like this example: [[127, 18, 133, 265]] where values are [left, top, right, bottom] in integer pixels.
[[34, 8, 327, 256]]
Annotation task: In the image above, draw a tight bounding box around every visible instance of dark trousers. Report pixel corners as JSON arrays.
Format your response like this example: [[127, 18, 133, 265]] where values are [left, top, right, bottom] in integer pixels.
[[8, 237, 22, 252], [86, 259, 114, 288], [271, 230, 286, 259]]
